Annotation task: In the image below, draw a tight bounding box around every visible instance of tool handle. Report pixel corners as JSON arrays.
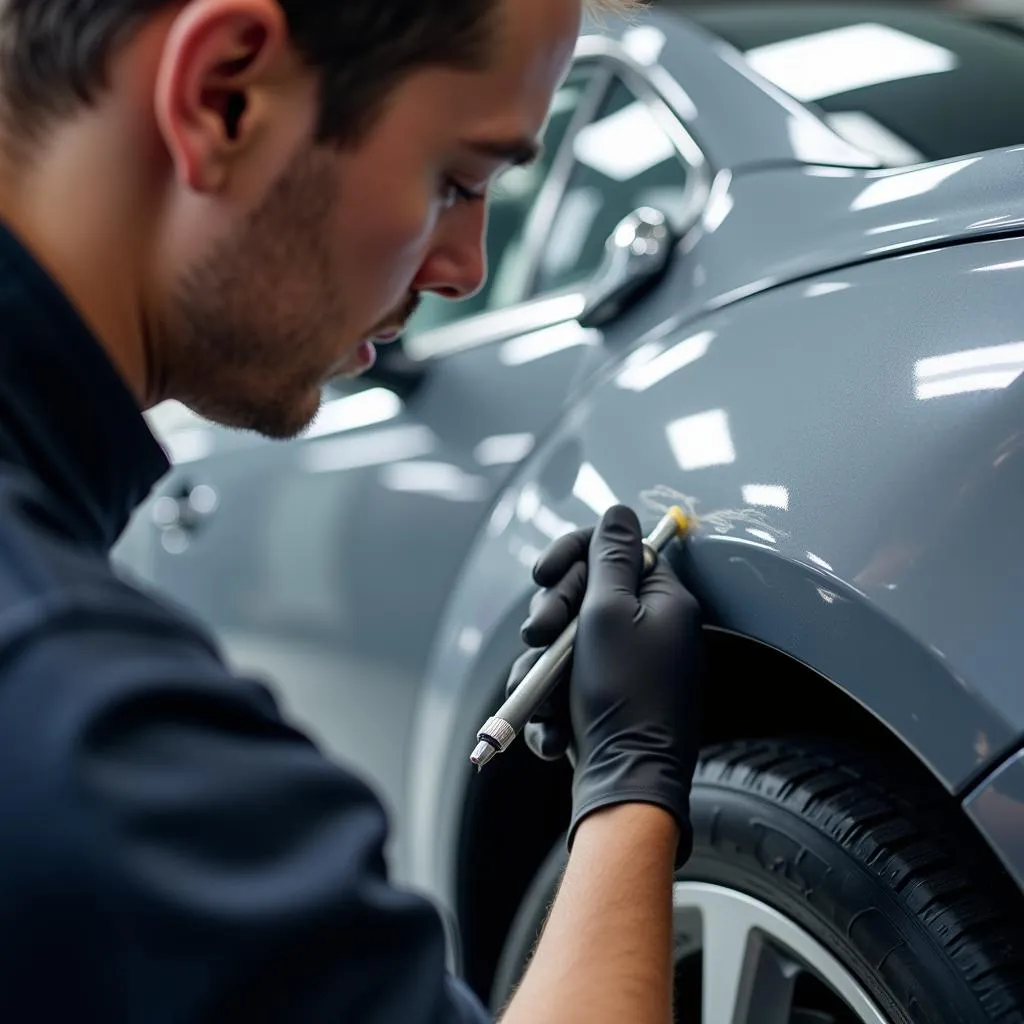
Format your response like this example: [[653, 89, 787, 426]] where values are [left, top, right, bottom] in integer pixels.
[[496, 540, 661, 732], [471, 507, 687, 767], [499, 618, 578, 733]]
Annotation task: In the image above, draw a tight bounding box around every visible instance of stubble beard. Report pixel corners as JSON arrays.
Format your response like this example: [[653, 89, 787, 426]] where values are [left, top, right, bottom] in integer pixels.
[[166, 145, 349, 440]]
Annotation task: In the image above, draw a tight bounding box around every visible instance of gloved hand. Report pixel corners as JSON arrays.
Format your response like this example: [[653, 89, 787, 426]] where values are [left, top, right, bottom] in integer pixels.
[[506, 504, 705, 864]]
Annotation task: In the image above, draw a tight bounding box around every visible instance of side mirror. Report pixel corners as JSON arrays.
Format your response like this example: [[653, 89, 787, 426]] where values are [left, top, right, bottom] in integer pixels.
[[578, 207, 677, 330]]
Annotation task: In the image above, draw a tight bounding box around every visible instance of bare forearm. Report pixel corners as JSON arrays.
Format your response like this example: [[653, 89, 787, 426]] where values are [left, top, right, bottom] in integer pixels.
[[499, 803, 678, 1024]]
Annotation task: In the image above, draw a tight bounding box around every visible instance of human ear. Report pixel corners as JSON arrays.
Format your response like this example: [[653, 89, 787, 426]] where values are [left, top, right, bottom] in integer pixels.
[[153, 0, 290, 193]]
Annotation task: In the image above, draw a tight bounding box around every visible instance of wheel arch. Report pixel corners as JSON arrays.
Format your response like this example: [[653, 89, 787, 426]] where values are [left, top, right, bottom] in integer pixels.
[[449, 621, 1016, 1006]]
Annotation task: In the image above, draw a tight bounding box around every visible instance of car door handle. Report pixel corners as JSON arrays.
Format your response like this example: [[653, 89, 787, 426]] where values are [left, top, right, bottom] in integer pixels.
[[578, 206, 677, 330]]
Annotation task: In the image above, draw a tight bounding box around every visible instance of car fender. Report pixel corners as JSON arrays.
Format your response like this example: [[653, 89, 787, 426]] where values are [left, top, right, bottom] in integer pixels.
[[404, 232, 1024, 909]]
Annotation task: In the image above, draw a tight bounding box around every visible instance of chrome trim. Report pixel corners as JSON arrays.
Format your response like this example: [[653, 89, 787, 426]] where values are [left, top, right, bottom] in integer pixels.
[[521, 32, 712, 301], [511, 63, 613, 310], [570, 33, 713, 232]]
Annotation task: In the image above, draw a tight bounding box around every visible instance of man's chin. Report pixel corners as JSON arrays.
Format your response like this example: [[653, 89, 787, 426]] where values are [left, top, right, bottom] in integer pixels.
[[333, 340, 377, 379]]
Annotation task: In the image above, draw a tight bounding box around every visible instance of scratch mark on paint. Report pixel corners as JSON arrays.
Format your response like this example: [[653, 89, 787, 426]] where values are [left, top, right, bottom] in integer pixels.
[[640, 484, 791, 542]]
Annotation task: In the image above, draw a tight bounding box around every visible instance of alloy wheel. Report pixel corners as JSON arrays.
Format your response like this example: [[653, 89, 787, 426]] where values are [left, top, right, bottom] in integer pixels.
[[672, 882, 892, 1024]]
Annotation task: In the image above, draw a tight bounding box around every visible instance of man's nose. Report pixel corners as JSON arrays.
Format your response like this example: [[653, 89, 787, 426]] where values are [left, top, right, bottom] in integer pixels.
[[413, 203, 488, 301]]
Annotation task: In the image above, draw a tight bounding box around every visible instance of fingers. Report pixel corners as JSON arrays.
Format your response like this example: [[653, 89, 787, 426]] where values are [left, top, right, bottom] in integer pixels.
[[640, 557, 699, 613], [521, 560, 587, 647], [532, 527, 593, 588], [586, 504, 643, 598], [524, 720, 572, 761]]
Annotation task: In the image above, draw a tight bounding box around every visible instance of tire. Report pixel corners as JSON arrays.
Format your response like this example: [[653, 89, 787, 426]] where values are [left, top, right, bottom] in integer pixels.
[[490, 737, 1024, 1023]]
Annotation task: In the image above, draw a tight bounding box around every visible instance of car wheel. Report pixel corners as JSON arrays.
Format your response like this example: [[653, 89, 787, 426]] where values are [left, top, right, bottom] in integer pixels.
[[490, 737, 1024, 1023]]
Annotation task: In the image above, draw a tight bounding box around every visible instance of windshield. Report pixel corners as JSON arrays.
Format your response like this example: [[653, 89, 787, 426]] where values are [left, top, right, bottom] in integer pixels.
[[689, 3, 1024, 165]]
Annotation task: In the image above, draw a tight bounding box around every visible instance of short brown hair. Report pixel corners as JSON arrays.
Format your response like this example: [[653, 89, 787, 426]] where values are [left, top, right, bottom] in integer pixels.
[[0, 1, 504, 146], [0, 0, 646, 148]]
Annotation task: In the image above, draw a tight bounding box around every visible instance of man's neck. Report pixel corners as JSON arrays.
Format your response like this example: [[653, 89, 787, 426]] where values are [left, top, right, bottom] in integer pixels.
[[0, 120, 154, 410]]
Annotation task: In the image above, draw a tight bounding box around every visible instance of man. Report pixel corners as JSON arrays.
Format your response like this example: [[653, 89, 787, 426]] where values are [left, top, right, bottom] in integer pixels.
[[0, 0, 706, 1020]]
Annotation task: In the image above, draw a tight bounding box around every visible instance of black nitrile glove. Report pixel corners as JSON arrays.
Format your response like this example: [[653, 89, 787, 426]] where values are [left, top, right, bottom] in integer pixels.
[[505, 504, 705, 864]]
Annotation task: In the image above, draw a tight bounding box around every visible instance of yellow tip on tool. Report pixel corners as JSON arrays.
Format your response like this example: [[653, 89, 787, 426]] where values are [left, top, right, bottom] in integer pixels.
[[668, 505, 689, 536]]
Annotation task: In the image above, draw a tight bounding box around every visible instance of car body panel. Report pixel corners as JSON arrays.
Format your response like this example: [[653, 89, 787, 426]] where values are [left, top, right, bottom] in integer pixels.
[[965, 746, 1024, 891], [407, 233, 1024, 908]]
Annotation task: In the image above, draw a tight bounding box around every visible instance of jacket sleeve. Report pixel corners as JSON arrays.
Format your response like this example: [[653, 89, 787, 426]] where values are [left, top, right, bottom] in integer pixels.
[[0, 603, 492, 1024]]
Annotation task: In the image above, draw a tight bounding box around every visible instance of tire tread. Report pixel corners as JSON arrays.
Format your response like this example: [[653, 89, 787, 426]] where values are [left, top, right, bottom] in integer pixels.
[[697, 737, 1024, 1023]]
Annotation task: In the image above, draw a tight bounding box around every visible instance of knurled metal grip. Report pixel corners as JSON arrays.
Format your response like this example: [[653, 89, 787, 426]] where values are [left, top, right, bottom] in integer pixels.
[[477, 716, 516, 753]]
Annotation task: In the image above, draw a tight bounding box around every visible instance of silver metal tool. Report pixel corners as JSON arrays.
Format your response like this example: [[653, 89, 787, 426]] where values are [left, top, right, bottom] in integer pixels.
[[469, 505, 689, 770]]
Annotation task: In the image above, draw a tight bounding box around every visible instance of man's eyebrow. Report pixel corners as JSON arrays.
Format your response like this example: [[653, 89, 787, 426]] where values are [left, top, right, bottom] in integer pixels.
[[465, 137, 544, 167]]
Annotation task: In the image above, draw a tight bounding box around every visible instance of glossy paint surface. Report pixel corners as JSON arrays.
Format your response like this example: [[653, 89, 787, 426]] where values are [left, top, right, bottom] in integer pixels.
[[965, 747, 1024, 891], [112, 4, 1024, 909], [407, 233, 1024, 906]]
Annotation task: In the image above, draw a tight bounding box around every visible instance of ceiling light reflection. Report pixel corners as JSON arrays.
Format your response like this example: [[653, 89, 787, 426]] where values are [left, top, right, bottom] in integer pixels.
[[972, 259, 1024, 273], [573, 101, 675, 182], [702, 171, 734, 234], [621, 25, 667, 66], [825, 111, 924, 166], [457, 628, 483, 656], [666, 409, 736, 471], [474, 433, 535, 467], [499, 322, 598, 366], [851, 158, 978, 211], [163, 427, 213, 465], [968, 215, 1021, 230], [616, 331, 714, 392], [866, 218, 937, 235], [573, 462, 619, 516], [302, 425, 435, 474], [380, 461, 488, 502], [745, 23, 957, 103], [516, 482, 542, 522], [787, 114, 876, 166], [304, 387, 402, 439], [742, 484, 789, 510], [804, 282, 851, 298], [914, 341, 1024, 400]]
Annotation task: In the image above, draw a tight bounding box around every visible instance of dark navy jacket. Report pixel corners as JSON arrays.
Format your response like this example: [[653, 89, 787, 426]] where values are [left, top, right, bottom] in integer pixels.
[[0, 221, 489, 1022]]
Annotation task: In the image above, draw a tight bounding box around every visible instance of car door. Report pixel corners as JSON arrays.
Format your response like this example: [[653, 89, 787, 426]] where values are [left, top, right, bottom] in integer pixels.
[[113, 44, 710, 855]]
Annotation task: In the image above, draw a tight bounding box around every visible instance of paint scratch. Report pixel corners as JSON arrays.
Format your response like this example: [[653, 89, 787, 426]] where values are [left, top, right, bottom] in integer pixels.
[[640, 484, 791, 542]]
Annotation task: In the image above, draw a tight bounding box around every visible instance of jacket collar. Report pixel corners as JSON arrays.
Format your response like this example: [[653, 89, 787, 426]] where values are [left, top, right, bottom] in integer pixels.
[[0, 219, 170, 551]]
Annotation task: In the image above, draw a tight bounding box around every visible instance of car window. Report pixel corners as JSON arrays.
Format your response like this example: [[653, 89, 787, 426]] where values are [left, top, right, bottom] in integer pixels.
[[403, 63, 597, 343], [690, 5, 1024, 166], [527, 76, 693, 298]]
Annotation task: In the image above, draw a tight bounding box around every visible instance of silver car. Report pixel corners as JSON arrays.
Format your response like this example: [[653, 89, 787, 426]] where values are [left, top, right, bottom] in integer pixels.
[[117, 3, 1024, 1020]]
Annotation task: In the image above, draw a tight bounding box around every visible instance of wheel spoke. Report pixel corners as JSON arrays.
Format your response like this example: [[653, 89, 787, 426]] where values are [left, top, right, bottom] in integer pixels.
[[698, 897, 748, 1024], [740, 934, 801, 1024], [699, 907, 798, 1024], [675, 882, 890, 1024]]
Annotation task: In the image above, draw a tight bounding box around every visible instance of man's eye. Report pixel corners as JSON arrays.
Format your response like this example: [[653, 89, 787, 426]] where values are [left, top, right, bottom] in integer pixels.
[[441, 178, 486, 209]]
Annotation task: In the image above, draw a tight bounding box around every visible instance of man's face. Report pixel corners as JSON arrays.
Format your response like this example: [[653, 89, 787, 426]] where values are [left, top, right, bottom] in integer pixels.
[[157, 0, 582, 438]]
